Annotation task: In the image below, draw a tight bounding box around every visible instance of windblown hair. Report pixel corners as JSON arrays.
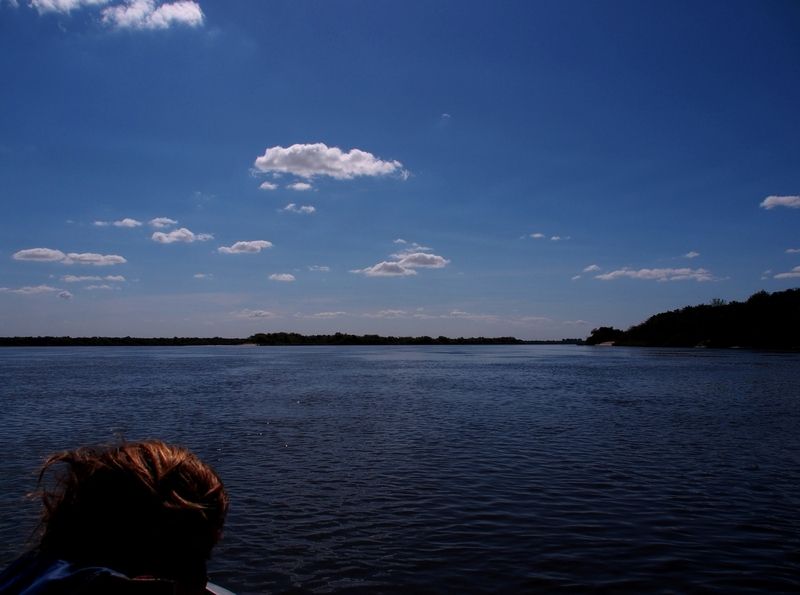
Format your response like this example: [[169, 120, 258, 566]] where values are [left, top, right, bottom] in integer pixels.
[[35, 440, 228, 584]]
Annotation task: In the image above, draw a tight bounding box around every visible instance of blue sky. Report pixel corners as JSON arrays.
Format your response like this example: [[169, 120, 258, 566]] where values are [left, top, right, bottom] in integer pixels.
[[1, 0, 798, 339]]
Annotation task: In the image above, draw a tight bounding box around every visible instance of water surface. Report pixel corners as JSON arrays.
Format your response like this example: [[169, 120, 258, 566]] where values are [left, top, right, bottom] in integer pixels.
[[1, 345, 798, 593]]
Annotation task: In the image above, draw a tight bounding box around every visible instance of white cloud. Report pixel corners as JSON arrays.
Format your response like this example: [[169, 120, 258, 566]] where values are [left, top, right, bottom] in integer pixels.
[[571, 275, 581, 281], [564, 320, 590, 326], [113, 218, 142, 228], [393, 238, 407, 244], [595, 267, 716, 282], [104, 275, 126, 282], [786, 248, 800, 254], [269, 273, 295, 282], [218, 240, 273, 254], [530, 233, 545, 239], [233, 309, 276, 319], [282, 203, 316, 214], [13, 248, 125, 266], [85, 284, 115, 290], [308, 265, 330, 272], [583, 264, 601, 273], [363, 309, 409, 318], [396, 252, 449, 269], [305, 311, 346, 319], [29, 0, 108, 14], [59, 291, 73, 300], [13, 248, 66, 262], [63, 252, 127, 266], [760, 195, 800, 209], [93, 220, 110, 227], [254, 143, 405, 180], [351, 261, 418, 277], [61, 275, 101, 282], [102, 0, 204, 30], [149, 217, 178, 228], [0, 284, 62, 295], [259, 181, 278, 191], [287, 182, 312, 192], [193, 273, 212, 279], [774, 266, 800, 279], [684, 251, 700, 259], [152, 227, 213, 244]]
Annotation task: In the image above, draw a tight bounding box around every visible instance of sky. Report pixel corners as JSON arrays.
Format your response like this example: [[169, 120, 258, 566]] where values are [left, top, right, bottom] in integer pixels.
[[1, 0, 798, 339]]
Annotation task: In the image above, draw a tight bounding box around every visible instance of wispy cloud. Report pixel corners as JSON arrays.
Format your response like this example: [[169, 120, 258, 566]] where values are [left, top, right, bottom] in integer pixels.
[[259, 181, 278, 191], [217, 240, 273, 254], [152, 228, 213, 244], [684, 251, 700, 259], [254, 143, 406, 181], [774, 266, 800, 279], [282, 203, 315, 214], [786, 248, 800, 254], [13, 248, 126, 266], [269, 273, 295, 282], [302, 311, 347, 319], [102, 0, 204, 30], [233, 309, 276, 319], [351, 261, 418, 277], [29, 0, 108, 14], [530, 232, 545, 239], [61, 274, 125, 283], [595, 267, 717, 282], [583, 264, 600, 273], [0, 284, 62, 295], [85, 284, 115, 291], [93, 220, 110, 227], [149, 217, 178, 229], [363, 309, 409, 318], [308, 265, 330, 272], [287, 182, 312, 192], [193, 273, 213, 279], [760, 195, 800, 209]]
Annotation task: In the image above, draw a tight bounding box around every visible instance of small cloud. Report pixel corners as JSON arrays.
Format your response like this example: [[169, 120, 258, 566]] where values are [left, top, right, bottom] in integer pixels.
[[595, 267, 717, 282], [305, 311, 346, 319], [102, 0, 204, 30], [29, 0, 105, 14], [63, 253, 127, 266], [104, 275, 125, 282], [194, 273, 213, 279], [396, 252, 449, 269], [530, 233, 545, 239], [760, 195, 800, 209], [218, 240, 273, 254], [564, 320, 590, 326], [93, 220, 110, 227], [684, 251, 700, 259], [13, 248, 66, 262], [85, 284, 115, 291], [774, 266, 800, 279], [363, 309, 408, 318], [393, 238, 407, 244], [550, 235, 565, 241], [149, 217, 178, 229], [113, 218, 142, 228], [58, 291, 73, 300], [233, 309, 276, 319], [571, 275, 581, 281], [786, 248, 800, 254], [254, 143, 406, 181], [0, 284, 62, 295], [282, 203, 316, 214], [152, 228, 213, 244], [351, 261, 417, 277], [259, 181, 278, 191], [269, 273, 295, 282], [61, 275, 101, 283], [308, 265, 330, 272], [287, 182, 312, 192], [583, 264, 601, 273]]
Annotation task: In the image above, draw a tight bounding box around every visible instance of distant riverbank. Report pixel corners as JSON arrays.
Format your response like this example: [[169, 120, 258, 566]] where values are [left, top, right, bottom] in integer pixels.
[[0, 333, 585, 347]]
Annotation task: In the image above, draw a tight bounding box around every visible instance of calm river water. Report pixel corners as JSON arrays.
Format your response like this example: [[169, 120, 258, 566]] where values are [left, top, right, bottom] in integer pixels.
[[0, 345, 798, 593]]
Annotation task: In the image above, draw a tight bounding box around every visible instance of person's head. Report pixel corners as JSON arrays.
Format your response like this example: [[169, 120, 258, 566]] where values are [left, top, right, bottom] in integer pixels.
[[35, 440, 228, 591]]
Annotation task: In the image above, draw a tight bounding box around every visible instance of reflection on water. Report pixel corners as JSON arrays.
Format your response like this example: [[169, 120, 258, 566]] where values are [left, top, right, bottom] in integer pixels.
[[1, 346, 798, 593]]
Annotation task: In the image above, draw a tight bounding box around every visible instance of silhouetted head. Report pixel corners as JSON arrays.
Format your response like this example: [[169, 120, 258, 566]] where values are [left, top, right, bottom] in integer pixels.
[[35, 440, 228, 592]]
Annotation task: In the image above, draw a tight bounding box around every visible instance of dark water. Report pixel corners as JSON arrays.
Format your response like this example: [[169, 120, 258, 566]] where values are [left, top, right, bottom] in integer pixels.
[[1, 345, 799, 593]]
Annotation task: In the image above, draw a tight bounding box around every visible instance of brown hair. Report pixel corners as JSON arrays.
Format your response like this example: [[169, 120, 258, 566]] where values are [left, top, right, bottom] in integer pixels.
[[35, 440, 228, 585]]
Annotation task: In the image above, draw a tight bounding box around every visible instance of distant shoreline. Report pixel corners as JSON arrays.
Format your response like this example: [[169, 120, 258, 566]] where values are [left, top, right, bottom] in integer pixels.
[[0, 334, 586, 347]]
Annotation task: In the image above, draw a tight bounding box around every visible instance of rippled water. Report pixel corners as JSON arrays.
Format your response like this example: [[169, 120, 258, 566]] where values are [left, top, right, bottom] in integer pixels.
[[1, 345, 799, 593]]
